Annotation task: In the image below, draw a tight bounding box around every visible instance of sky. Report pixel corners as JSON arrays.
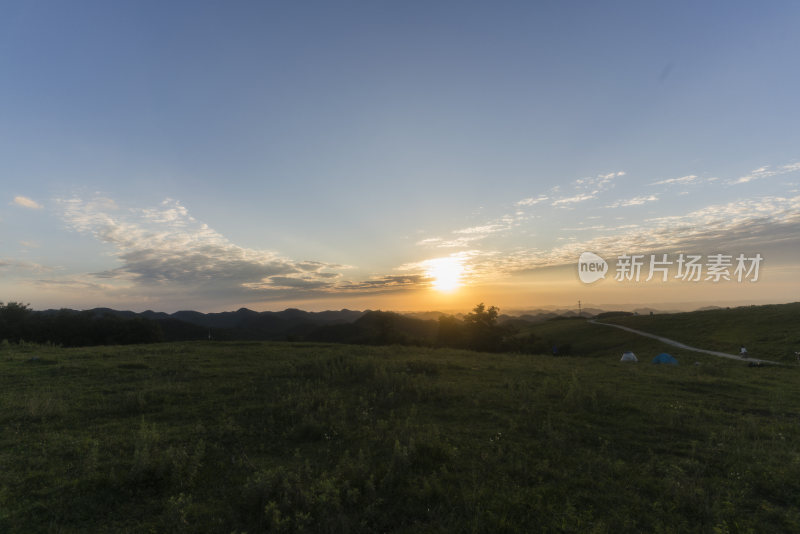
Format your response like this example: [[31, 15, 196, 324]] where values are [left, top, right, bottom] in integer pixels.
[[2, 0, 800, 313]]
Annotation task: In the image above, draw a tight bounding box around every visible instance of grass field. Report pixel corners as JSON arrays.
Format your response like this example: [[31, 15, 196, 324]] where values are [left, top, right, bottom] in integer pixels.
[[600, 302, 800, 363], [2, 322, 800, 532]]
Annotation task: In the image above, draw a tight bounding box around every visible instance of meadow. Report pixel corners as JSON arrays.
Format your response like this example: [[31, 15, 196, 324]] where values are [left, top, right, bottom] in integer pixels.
[[2, 321, 800, 532], [600, 303, 800, 363]]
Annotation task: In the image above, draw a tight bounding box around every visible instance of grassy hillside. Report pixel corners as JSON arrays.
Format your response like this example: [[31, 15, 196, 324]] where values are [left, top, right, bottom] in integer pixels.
[[2, 336, 800, 533], [511, 318, 680, 358], [599, 302, 800, 363]]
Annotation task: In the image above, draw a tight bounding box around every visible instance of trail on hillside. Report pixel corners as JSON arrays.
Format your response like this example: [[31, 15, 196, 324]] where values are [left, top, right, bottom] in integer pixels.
[[589, 320, 782, 365]]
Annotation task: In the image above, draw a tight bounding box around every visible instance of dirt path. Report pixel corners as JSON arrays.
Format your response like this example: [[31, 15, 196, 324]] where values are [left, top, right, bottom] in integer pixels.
[[589, 320, 782, 365]]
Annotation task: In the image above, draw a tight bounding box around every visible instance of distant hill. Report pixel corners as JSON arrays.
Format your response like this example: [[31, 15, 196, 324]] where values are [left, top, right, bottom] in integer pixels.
[[34, 306, 604, 344], [27, 304, 612, 346], [306, 311, 438, 346], [599, 302, 800, 363], [36, 302, 778, 348], [403, 311, 449, 322], [20, 302, 800, 358], [36, 307, 367, 343]]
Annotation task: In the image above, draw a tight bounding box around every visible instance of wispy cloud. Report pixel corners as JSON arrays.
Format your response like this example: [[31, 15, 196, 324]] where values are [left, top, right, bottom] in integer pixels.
[[594, 171, 626, 182], [732, 162, 800, 184], [552, 192, 598, 206], [418, 213, 525, 249], [403, 192, 800, 288], [550, 171, 623, 207], [418, 170, 626, 253], [493, 195, 800, 273], [406, 165, 800, 289], [336, 274, 428, 292], [13, 196, 43, 209], [0, 259, 51, 274], [454, 224, 507, 235], [31, 278, 117, 293], [515, 195, 549, 206], [605, 195, 659, 208], [650, 175, 698, 186], [415, 236, 486, 248]]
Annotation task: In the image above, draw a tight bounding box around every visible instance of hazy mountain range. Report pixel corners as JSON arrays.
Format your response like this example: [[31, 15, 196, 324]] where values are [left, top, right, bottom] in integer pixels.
[[33, 305, 691, 343]]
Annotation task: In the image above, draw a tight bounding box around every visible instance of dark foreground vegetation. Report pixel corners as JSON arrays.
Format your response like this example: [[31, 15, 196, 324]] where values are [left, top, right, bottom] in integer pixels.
[[5, 301, 797, 361], [0, 302, 164, 347], [0, 301, 553, 353], [3, 330, 800, 532]]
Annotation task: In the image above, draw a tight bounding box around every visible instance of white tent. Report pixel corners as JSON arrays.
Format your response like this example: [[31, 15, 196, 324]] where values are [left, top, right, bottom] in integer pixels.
[[620, 351, 638, 362]]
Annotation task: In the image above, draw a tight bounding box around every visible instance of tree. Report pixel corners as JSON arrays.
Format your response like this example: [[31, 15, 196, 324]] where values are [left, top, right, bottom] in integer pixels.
[[463, 303, 503, 352], [0, 302, 32, 342]]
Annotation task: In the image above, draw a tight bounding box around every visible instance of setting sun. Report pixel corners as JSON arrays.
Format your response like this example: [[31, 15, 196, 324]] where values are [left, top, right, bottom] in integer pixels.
[[426, 257, 464, 292]]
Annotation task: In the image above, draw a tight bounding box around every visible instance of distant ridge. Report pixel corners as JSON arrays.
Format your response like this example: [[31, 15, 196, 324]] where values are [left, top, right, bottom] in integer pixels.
[[20, 301, 800, 351], [32, 303, 749, 345], [33, 305, 604, 343], [37, 307, 367, 342]]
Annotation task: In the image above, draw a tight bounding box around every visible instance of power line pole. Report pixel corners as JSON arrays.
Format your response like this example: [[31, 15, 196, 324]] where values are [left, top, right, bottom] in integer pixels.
[[578, 300, 582, 317]]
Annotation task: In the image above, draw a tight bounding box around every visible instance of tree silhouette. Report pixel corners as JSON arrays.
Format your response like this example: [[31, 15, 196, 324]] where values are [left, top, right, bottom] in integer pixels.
[[0, 302, 32, 342], [0, 303, 163, 346], [463, 303, 503, 352]]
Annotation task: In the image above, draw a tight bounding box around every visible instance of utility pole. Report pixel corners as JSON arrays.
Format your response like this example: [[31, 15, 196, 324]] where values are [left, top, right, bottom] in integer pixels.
[[578, 300, 582, 317]]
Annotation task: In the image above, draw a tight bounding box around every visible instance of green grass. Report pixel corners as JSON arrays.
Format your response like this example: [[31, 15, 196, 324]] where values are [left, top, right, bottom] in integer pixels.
[[2, 335, 800, 533], [519, 317, 687, 358], [600, 302, 800, 363]]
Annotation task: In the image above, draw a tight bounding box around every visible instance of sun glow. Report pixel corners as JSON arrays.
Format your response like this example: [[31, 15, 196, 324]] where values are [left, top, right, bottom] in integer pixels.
[[426, 257, 464, 292]]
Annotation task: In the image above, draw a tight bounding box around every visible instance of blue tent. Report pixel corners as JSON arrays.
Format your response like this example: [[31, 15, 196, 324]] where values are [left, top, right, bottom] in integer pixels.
[[652, 353, 678, 365]]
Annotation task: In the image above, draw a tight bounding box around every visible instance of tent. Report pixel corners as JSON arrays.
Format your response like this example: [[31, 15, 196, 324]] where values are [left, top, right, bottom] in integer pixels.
[[620, 351, 638, 362], [652, 353, 678, 365]]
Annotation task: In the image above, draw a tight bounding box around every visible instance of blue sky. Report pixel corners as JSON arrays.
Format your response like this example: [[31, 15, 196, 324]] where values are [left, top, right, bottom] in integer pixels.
[[2, 1, 799, 312]]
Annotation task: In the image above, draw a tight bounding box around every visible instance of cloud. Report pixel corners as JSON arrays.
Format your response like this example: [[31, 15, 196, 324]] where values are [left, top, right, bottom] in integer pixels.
[[335, 274, 428, 293], [552, 192, 598, 206], [46, 196, 460, 304], [515, 195, 549, 206], [404, 193, 800, 289], [405, 165, 800, 288], [418, 213, 526, 249], [416, 236, 486, 248], [31, 278, 115, 292], [245, 276, 335, 290], [733, 162, 800, 184], [650, 175, 698, 186], [454, 224, 507, 235], [0, 259, 51, 273], [597, 171, 626, 181], [550, 171, 623, 207], [416, 170, 626, 261], [561, 225, 610, 232], [13, 196, 43, 209], [605, 195, 659, 208], [496, 195, 800, 272], [56, 196, 352, 300]]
